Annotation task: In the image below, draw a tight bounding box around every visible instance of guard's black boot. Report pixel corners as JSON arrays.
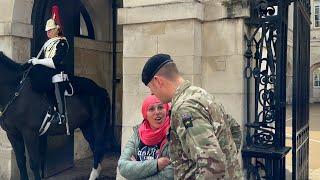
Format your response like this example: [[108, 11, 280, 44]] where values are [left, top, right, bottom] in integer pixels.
[[54, 82, 66, 124]]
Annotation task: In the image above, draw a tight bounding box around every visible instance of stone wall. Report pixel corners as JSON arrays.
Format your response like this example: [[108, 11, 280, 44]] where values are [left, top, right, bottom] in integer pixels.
[[117, 0, 249, 179], [80, 0, 124, 152], [73, 35, 123, 155], [74, 37, 113, 159], [202, 18, 246, 121]]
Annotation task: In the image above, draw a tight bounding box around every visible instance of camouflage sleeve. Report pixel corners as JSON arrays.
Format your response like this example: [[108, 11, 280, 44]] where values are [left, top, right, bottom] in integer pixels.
[[216, 103, 242, 153], [175, 105, 226, 179], [225, 115, 242, 153]]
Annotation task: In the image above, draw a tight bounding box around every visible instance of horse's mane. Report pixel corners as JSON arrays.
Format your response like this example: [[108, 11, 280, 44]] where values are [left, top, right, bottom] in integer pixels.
[[0, 51, 23, 71]]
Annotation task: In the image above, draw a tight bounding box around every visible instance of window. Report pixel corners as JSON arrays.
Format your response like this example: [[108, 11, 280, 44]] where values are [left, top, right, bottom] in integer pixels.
[[315, 1, 320, 27], [314, 68, 320, 88]]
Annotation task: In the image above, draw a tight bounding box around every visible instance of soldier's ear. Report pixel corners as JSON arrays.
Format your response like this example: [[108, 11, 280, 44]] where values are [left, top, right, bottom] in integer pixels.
[[153, 76, 160, 86], [154, 76, 166, 88]]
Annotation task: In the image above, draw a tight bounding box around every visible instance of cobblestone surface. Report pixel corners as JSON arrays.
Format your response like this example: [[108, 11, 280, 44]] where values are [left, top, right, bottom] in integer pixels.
[[44, 152, 119, 180]]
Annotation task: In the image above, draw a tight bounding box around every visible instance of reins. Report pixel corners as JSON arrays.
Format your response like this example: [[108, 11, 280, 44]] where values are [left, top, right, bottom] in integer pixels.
[[0, 65, 33, 118], [0, 42, 44, 118]]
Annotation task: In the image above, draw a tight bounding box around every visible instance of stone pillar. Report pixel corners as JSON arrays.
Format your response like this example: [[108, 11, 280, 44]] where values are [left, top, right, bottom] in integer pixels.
[[202, 0, 249, 124], [0, 0, 34, 179], [117, 0, 249, 179], [201, 0, 248, 167], [0, 0, 33, 61], [118, 1, 202, 179], [118, 0, 203, 146]]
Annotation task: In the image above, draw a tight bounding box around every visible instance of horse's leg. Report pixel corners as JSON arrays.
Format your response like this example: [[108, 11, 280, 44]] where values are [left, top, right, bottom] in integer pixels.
[[80, 125, 102, 180], [89, 118, 107, 180], [80, 120, 105, 169], [80, 124, 94, 152], [92, 125, 105, 167], [23, 130, 41, 180], [88, 96, 110, 180], [6, 131, 29, 180]]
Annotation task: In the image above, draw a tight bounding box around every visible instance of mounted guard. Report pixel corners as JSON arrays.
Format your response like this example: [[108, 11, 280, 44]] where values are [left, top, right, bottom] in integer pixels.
[[29, 5, 70, 128], [0, 5, 111, 179]]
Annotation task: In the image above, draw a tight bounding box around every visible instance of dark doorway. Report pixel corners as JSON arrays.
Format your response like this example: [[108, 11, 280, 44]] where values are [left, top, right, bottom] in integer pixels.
[[31, 0, 81, 177]]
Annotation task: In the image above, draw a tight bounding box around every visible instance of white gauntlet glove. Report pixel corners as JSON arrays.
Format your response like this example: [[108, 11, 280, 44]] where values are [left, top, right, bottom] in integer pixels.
[[28, 58, 56, 69], [28, 57, 37, 64]]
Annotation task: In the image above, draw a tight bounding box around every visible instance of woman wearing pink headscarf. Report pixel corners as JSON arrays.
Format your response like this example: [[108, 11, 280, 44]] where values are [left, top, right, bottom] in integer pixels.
[[118, 95, 173, 179]]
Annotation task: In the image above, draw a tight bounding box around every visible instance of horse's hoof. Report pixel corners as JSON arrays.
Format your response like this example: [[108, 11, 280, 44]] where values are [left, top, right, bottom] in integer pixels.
[[88, 164, 101, 180]]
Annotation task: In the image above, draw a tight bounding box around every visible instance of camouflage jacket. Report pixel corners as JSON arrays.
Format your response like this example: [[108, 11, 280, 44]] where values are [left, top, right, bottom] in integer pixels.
[[169, 81, 243, 180]]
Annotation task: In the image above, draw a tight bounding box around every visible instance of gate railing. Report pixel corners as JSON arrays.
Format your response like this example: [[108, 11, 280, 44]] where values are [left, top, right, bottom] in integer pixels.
[[242, 0, 292, 179], [292, 0, 311, 179]]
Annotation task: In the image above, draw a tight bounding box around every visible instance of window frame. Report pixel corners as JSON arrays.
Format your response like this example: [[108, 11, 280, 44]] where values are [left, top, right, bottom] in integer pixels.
[[314, 68, 320, 88], [315, 1, 320, 28]]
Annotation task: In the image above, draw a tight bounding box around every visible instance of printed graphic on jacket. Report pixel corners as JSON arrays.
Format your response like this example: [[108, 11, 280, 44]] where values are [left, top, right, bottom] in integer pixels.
[[137, 141, 160, 161]]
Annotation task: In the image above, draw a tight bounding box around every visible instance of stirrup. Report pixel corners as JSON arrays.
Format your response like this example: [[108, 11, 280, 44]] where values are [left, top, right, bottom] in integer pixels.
[[50, 112, 65, 125], [59, 114, 65, 124]]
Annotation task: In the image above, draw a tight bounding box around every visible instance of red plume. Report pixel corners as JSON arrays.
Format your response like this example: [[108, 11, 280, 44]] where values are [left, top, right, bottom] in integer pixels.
[[51, 5, 63, 30]]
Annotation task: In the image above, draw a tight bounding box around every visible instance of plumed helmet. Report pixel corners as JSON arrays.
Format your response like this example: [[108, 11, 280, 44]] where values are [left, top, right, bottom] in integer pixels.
[[45, 5, 62, 32], [45, 19, 58, 31]]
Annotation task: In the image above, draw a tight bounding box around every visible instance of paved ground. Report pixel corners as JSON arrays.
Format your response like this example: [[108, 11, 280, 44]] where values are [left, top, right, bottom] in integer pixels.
[[285, 103, 320, 179], [44, 152, 119, 180]]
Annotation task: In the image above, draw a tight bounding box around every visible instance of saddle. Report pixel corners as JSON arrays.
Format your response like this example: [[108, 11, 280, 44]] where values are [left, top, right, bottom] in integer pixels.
[[38, 76, 106, 136]]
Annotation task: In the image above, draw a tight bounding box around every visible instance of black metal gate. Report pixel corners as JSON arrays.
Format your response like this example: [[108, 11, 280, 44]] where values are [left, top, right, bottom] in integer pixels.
[[242, 0, 291, 179], [292, 0, 311, 179], [243, 0, 311, 179]]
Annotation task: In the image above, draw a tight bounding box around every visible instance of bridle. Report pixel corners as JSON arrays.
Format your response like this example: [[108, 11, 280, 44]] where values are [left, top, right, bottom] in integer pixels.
[[0, 65, 33, 118], [0, 41, 44, 119]]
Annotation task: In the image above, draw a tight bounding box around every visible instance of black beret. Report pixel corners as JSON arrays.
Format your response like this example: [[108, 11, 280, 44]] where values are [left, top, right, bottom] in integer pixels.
[[142, 54, 173, 86]]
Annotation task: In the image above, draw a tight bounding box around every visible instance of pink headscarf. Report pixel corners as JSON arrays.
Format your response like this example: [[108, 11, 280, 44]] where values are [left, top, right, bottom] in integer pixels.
[[138, 95, 170, 147]]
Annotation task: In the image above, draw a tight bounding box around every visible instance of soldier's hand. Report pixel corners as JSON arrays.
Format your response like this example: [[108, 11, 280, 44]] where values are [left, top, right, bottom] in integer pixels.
[[157, 157, 171, 171], [28, 58, 38, 64]]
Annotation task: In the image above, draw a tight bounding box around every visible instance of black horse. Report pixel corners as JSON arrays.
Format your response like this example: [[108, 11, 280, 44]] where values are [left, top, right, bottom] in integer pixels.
[[0, 51, 111, 180]]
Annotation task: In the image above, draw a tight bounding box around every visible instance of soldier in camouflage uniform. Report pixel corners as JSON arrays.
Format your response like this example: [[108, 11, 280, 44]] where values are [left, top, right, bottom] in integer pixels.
[[141, 54, 244, 179]]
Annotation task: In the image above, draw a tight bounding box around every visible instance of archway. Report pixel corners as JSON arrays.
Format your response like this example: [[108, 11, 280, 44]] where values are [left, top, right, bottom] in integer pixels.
[[311, 62, 320, 102], [29, 0, 123, 177]]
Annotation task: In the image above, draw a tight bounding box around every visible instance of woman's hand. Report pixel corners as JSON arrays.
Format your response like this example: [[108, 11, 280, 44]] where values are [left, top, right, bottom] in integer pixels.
[[131, 156, 136, 161], [157, 157, 171, 171]]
